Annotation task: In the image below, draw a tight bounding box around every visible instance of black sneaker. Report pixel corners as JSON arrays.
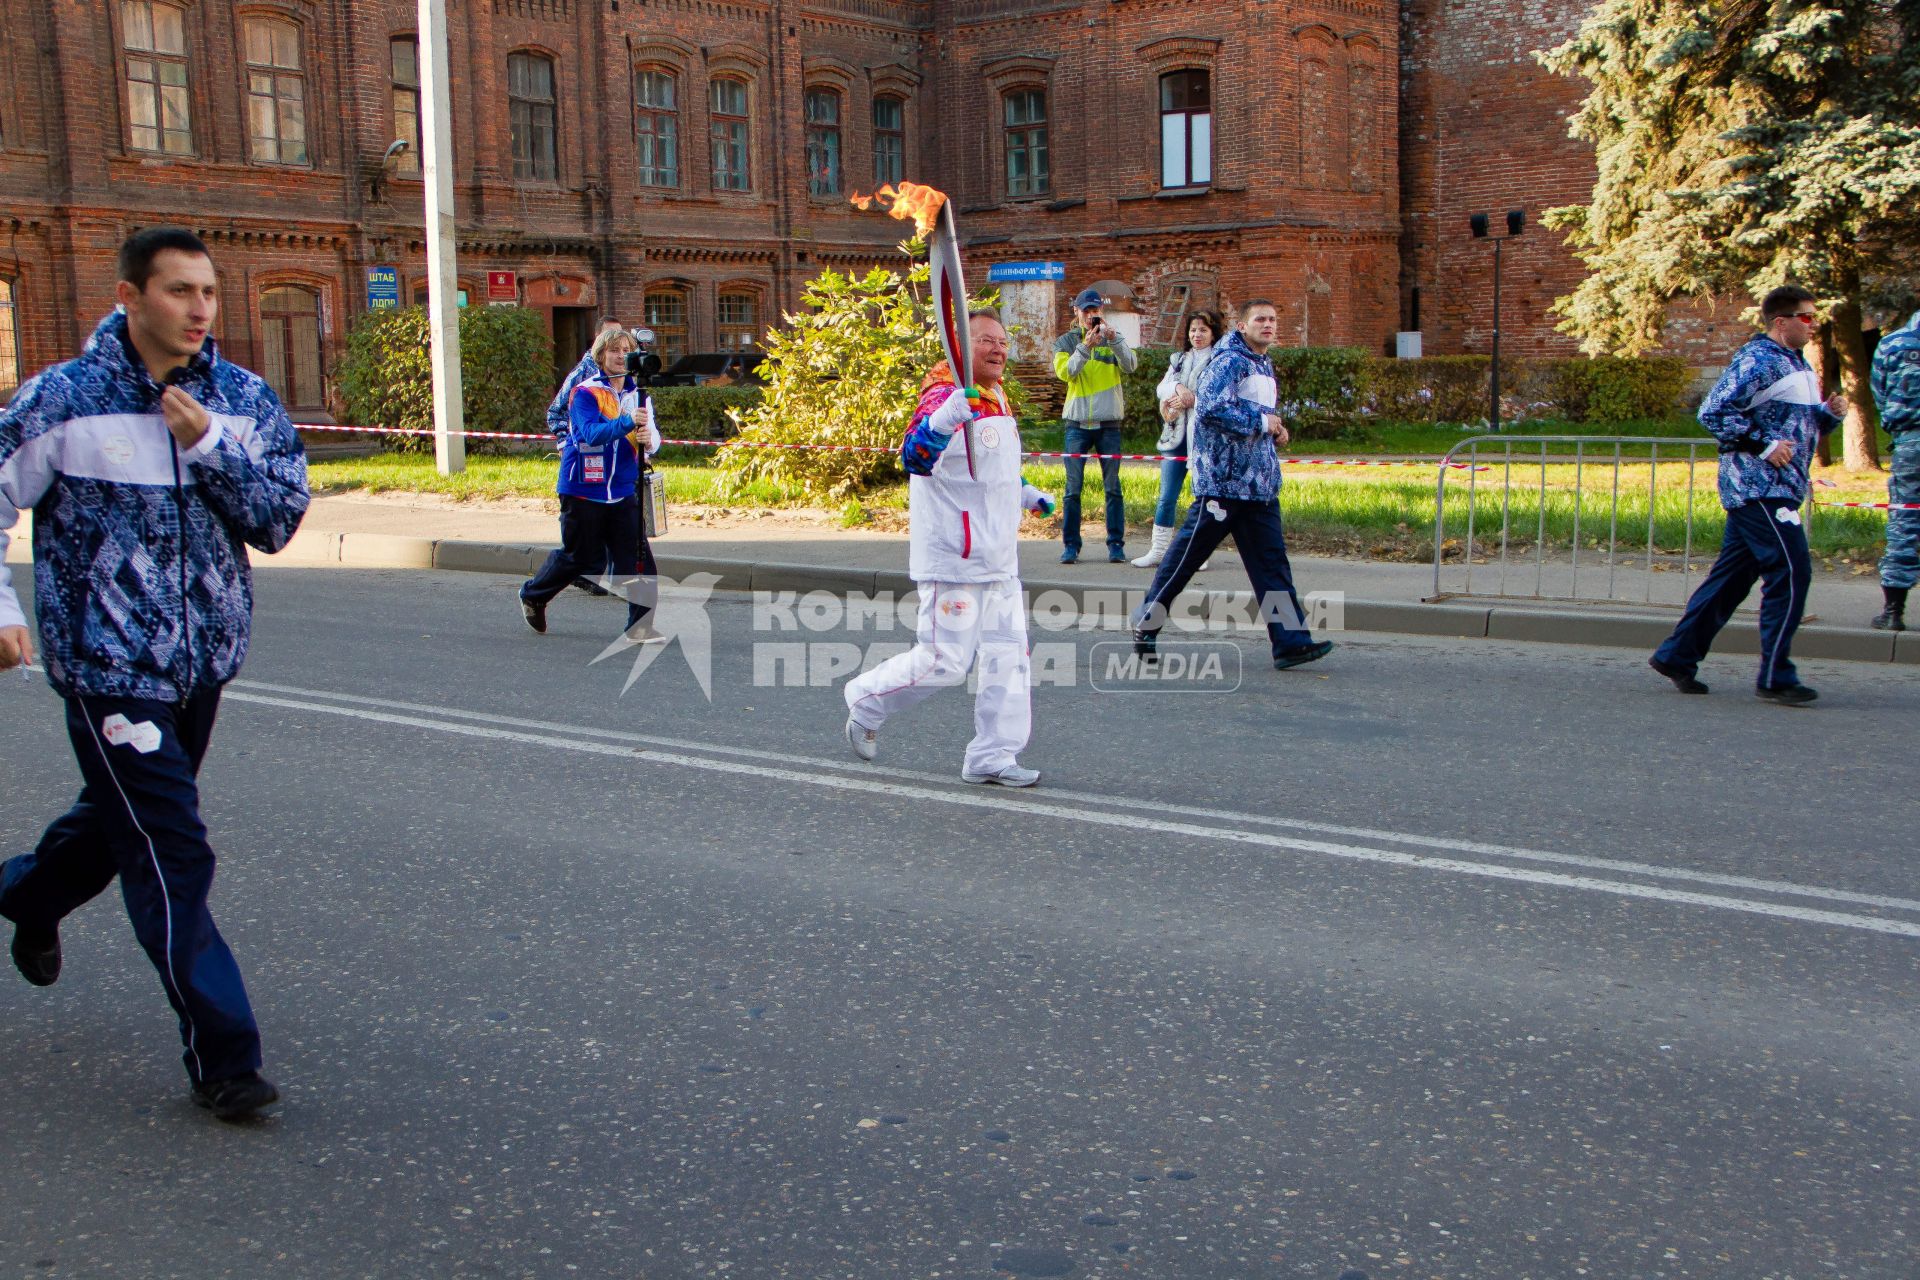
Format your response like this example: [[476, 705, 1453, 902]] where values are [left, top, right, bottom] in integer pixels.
[[192, 1072, 280, 1121], [572, 576, 611, 598], [1132, 628, 1158, 659], [1649, 656, 1709, 695], [10, 922, 60, 987], [1756, 683, 1818, 707], [519, 595, 547, 634], [1273, 640, 1334, 670]]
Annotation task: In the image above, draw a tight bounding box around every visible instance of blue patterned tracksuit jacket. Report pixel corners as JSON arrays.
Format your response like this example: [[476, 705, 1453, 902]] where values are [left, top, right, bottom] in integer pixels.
[[0, 311, 310, 701], [1698, 334, 1840, 511], [548, 351, 599, 437], [1189, 330, 1282, 502]]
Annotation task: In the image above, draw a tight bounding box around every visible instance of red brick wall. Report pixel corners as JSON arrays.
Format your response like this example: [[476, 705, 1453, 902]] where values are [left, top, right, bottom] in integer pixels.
[[938, 0, 1401, 354], [1397, 0, 1748, 366]]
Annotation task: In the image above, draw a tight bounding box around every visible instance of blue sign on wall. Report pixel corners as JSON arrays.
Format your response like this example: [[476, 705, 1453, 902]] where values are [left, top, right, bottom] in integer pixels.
[[366, 265, 400, 310], [986, 261, 1066, 283]]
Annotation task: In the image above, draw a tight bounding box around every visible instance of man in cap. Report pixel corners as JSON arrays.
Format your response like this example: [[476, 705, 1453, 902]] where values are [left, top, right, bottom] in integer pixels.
[[1052, 287, 1136, 563]]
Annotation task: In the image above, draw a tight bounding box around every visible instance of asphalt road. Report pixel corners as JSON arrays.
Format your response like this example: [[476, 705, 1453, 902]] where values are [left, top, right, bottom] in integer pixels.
[[1, 567, 1916, 1279]]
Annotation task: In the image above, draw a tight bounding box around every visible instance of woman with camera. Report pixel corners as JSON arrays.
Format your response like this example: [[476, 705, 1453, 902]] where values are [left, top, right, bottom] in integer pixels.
[[1134, 309, 1224, 568], [518, 326, 664, 642]]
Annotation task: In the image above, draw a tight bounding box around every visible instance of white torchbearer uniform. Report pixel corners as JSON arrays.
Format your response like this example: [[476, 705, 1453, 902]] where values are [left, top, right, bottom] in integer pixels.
[[845, 384, 1050, 774]]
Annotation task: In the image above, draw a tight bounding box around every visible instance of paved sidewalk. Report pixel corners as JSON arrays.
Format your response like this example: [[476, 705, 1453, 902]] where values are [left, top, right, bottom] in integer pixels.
[[6, 492, 1911, 663]]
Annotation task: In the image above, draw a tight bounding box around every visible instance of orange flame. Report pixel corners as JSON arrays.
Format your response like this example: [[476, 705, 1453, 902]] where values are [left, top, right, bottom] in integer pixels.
[[850, 181, 948, 238]]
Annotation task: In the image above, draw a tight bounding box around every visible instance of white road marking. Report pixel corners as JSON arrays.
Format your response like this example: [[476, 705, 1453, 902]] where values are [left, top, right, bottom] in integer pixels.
[[223, 683, 1920, 941], [235, 677, 1920, 917]]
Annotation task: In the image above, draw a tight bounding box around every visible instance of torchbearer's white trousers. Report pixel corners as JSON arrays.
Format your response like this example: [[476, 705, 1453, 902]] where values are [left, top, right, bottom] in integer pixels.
[[844, 578, 1031, 774]]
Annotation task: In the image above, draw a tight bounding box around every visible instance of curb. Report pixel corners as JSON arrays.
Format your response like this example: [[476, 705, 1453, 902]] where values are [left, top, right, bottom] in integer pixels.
[[221, 527, 1905, 667]]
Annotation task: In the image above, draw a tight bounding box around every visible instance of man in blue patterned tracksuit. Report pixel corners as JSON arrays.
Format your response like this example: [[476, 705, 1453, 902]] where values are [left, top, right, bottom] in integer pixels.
[[1130, 300, 1332, 670], [1650, 286, 1845, 705], [0, 229, 309, 1119], [1869, 299, 1920, 631]]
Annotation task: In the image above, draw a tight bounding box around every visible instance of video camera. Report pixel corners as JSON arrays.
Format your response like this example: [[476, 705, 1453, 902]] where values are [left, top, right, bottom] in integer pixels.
[[624, 326, 664, 386]]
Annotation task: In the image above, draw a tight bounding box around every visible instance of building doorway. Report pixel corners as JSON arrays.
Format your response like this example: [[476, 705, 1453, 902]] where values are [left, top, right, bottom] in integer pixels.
[[552, 306, 595, 388]]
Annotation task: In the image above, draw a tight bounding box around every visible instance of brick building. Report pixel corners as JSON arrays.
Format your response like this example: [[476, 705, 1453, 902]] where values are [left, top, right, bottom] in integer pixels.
[[0, 0, 1693, 416]]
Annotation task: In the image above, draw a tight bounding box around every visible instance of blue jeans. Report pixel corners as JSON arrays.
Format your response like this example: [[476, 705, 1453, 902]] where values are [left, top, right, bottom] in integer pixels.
[[1062, 422, 1125, 554], [1153, 456, 1189, 527]]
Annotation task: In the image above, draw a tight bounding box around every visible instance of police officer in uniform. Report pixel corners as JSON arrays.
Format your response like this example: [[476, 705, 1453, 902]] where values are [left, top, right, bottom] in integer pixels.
[[1869, 293, 1920, 631]]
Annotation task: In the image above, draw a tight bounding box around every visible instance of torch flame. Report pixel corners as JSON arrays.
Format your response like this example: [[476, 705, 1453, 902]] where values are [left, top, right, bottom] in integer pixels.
[[850, 181, 949, 239]]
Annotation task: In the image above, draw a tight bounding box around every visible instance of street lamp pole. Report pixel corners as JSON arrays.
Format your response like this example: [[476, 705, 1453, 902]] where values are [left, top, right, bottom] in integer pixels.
[[418, 0, 465, 476], [1471, 209, 1525, 434]]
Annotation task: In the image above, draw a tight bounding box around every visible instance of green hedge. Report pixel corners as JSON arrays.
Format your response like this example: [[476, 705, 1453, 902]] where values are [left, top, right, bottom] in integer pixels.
[[649, 386, 762, 440], [337, 305, 553, 452], [1114, 346, 1693, 433]]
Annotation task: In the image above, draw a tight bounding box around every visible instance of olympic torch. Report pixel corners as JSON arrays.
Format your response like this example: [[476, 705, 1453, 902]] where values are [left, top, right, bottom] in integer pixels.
[[852, 182, 978, 478]]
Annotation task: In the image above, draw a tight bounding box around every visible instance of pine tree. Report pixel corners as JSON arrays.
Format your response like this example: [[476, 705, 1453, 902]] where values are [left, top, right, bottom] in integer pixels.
[[1539, 1, 1920, 469]]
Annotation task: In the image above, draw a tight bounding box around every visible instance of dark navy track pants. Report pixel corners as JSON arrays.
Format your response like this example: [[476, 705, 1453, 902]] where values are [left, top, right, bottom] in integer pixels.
[[1653, 497, 1813, 691], [1134, 493, 1315, 656], [0, 688, 262, 1085]]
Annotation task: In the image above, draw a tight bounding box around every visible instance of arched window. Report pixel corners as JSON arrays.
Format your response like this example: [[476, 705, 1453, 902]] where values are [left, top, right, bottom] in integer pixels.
[[391, 37, 421, 177], [122, 0, 193, 155], [635, 69, 679, 187], [717, 292, 760, 352], [508, 52, 558, 182], [804, 88, 842, 197], [0, 277, 19, 400], [259, 285, 324, 411], [1159, 70, 1211, 189], [1003, 88, 1049, 198], [709, 77, 751, 192], [245, 18, 308, 165], [872, 95, 905, 187], [644, 288, 689, 366]]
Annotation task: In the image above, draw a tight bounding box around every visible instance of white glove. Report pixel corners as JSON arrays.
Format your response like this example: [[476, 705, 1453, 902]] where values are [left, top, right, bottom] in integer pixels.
[[1023, 486, 1056, 516], [928, 388, 976, 436], [618, 390, 643, 421]]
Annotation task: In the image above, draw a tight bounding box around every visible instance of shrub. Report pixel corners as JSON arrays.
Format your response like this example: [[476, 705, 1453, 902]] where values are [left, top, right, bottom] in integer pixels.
[[337, 305, 553, 451], [1366, 355, 1513, 424], [1120, 346, 1174, 446], [1543, 355, 1691, 423], [1271, 346, 1370, 439], [649, 386, 762, 441], [720, 261, 1005, 500]]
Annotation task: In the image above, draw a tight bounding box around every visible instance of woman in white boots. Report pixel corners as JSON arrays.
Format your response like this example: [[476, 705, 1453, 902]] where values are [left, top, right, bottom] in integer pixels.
[[1135, 310, 1224, 568]]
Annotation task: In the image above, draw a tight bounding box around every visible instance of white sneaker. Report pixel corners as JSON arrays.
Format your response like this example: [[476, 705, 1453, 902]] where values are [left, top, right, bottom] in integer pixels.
[[622, 624, 669, 646], [845, 716, 878, 761], [960, 762, 1040, 788]]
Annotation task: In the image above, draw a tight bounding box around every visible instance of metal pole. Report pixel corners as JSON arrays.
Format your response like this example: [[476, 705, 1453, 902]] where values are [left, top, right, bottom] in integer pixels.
[[1490, 238, 1502, 435], [419, 0, 465, 476]]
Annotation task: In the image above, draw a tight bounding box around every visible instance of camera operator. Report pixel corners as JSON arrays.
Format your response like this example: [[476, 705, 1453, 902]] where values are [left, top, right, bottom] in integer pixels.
[[1052, 287, 1137, 563], [519, 326, 664, 643]]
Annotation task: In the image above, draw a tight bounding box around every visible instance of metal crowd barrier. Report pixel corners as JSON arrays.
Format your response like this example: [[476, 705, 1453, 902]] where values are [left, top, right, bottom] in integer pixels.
[[1429, 435, 1720, 606]]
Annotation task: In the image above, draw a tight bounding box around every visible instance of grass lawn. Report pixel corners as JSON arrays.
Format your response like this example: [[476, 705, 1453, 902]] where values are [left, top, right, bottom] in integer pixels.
[[308, 437, 1896, 562]]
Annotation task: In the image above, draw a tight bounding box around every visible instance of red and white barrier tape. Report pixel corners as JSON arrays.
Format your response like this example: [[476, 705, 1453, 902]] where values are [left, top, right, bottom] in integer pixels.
[[293, 422, 1484, 468], [1816, 500, 1920, 511]]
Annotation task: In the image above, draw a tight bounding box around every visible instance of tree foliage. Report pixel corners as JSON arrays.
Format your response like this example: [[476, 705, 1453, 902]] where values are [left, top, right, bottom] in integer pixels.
[[337, 305, 554, 451], [1539, 1, 1920, 467], [718, 249, 1023, 499]]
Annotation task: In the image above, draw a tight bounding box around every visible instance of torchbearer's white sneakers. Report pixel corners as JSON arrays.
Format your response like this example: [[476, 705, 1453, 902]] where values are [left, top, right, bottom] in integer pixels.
[[960, 762, 1040, 788], [845, 716, 879, 761]]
